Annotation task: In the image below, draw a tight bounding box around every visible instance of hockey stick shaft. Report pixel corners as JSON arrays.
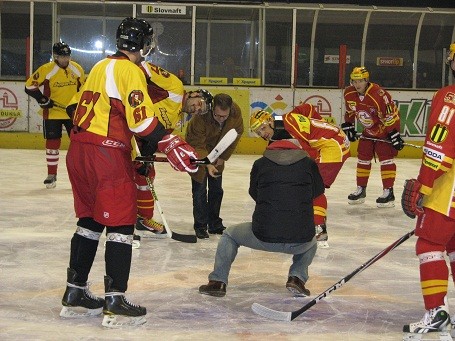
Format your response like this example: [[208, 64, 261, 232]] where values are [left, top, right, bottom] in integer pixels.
[[145, 176, 197, 243], [252, 230, 415, 321], [357, 135, 422, 149], [134, 139, 197, 243], [135, 129, 239, 164]]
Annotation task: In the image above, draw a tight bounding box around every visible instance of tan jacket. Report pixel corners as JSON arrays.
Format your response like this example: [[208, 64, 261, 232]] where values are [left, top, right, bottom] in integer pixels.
[[185, 102, 244, 183]]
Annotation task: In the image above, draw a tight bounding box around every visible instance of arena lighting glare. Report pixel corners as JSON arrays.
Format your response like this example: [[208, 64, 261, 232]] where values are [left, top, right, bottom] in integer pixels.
[[94, 40, 103, 49]]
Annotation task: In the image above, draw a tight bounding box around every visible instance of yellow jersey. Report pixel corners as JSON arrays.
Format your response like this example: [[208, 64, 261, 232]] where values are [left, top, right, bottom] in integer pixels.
[[70, 53, 159, 151], [140, 61, 184, 131], [25, 61, 85, 119]]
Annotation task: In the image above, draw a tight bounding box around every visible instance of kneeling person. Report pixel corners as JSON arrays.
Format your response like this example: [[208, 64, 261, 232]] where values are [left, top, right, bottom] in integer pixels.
[[198, 140, 325, 297]]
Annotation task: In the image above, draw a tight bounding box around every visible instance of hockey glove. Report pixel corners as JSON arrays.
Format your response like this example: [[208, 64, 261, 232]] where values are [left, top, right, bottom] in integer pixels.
[[38, 96, 54, 109], [134, 161, 153, 177], [157, 134, 198, 173], [388, 129, 404, 151], [341, 122, 358, 142], [401, 179, 424, 219]]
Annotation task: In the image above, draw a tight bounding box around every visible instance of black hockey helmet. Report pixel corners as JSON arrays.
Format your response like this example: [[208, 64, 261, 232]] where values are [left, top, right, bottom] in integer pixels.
[[116, 17, 153, 57], [52, 42, 71, 56], [189, 89, 213, 114]]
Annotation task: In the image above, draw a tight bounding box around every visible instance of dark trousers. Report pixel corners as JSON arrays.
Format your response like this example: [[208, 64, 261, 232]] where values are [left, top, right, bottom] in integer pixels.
[[191, 174, 224, 232]]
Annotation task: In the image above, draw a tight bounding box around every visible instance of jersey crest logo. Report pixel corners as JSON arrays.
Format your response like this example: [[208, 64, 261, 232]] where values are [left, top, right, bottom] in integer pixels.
[[444, 92, 455, 105], [358, 110, 374, 128], [430, 123, 448, 144], [128, 90, 144, 108]]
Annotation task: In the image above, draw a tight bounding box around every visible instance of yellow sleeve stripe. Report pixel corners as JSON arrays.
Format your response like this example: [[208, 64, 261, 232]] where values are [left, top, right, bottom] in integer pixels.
[[420, 184, 433, 195]]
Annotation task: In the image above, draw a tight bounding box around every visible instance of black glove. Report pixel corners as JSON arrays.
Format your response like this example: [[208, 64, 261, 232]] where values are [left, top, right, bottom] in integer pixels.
[[388, 129, 404, 151], [341, 122, 358, 142], [134, 161, 152, 177], [38, 97, 54, 109]]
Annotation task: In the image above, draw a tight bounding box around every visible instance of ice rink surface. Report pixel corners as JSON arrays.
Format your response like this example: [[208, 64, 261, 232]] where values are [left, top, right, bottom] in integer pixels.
[[1, 149, 454, 340]]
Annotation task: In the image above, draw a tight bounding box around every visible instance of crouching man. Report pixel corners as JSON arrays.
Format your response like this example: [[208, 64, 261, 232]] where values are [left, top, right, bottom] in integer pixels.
[[198, 139, 325, 297]]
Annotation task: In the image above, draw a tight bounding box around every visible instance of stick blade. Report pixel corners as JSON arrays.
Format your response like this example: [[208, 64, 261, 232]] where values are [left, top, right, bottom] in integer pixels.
[[170, 232, 197, 243], [251, 303, 292, 322]]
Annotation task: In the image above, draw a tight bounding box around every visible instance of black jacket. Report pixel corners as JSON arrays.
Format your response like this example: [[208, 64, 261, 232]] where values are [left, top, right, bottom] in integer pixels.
[[249, 144, 325, 243]]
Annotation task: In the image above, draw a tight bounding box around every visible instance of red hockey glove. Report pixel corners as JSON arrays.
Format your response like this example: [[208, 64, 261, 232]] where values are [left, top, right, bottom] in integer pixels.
[[157, 134, 198, 173], [401, 179, 424, 219]]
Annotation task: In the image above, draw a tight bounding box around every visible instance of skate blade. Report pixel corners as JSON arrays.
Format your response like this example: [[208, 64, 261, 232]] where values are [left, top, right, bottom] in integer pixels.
[[102, 314, 147, 328], [403, 332, 452, 341], [348, 198, 365, 205], [317, 241, 329, 248], [377, 201, 395, 208], [60, 306, 103, 318], [46, 182, 56, 189]]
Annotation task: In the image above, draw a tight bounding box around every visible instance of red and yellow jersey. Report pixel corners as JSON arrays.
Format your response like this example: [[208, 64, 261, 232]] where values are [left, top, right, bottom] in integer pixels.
[[283, 112, 350, 163], [290, 103, 323, 120], [140, 61, 184, 132], [417, 85, 455, 218], [25, 61, 85, 119], [344, 82, 400, 138], [70, 54, 159, 151]]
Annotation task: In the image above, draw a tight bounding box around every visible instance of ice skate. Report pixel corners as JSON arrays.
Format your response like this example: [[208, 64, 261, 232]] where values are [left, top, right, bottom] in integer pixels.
[[376, 187, 395, 208], [348, 186, 366, 204], [60, 268, 104, 318], [135, 217, 167, 239], [132, 234, 141, 249], [315, 224, 329, 248], [102, 276, 147, 328], [402, 306, 451, 339], [44, 174, 57, 189]]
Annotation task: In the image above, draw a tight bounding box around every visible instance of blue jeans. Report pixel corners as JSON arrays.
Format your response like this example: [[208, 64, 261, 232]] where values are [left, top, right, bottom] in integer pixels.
[[191, 175, 224, 231], [208, 222, 317, 285]]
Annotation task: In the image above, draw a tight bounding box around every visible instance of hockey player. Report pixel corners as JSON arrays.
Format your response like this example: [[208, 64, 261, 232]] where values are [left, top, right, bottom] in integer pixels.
[[401, 42, 455, 335], [133, 61, 186, 239], [250, 104, 350, 247], [342, 66, 404, 207], [25, 42, 85, 189], [134, 60, 215, 239], [61, 17, 198, 328]]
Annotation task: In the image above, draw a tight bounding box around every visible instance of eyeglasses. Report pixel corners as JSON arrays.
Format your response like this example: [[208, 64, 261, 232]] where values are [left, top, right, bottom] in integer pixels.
[[213, 112, 229, 119]]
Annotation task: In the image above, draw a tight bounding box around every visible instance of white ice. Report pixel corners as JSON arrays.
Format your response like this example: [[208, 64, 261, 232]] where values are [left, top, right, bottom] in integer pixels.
[[0, 149, 453, 340]]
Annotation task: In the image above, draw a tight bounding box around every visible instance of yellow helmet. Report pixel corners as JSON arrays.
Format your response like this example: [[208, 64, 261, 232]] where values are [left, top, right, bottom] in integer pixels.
[[350, 66, 369, 80], [447, 42, 455, 64], [250, 110, 273, 132]]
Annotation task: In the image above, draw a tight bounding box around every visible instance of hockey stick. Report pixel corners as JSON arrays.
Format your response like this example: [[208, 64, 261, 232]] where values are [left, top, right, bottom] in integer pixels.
[[133, 139, 197, 243], [357, 134, 422, 149], [135, 128, 239, 164], [252, 230, 415, 321], [145, 176, 197, 243]]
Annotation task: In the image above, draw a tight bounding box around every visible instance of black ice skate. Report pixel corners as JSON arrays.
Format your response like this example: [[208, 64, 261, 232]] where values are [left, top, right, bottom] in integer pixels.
[[403, 305, 451, 337], [315, 224, 329, 248], [348, 186, 366, 205], [135, 216, 167, 239], [376, 187, 395, 208], [102, 275, 147, 328], [60, 267, 104, 318], [44, 174, 57, 189]]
